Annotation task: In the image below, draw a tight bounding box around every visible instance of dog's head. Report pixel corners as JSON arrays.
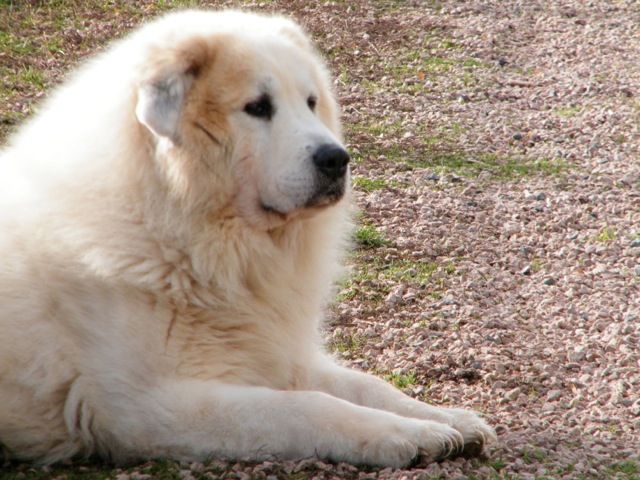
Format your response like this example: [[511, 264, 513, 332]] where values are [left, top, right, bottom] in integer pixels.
[[133, 11, 349, 230]]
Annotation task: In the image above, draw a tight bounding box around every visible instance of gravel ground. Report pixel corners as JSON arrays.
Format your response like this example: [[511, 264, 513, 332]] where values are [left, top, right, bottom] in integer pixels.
[[1, 1, 639, 479]]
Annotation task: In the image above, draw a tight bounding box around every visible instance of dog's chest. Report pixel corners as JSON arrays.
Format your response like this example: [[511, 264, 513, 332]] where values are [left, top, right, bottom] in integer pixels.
[[162, 301, 316, 389]]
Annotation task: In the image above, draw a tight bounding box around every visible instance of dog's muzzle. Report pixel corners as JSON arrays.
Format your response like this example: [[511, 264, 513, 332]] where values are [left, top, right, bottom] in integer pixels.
[[307, 143, 350, 207]]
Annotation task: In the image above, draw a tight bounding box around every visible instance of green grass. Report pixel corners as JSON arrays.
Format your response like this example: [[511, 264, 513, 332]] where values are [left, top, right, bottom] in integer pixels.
[[486, 458, 507, 471], [608, 460, 640, 477], [440, 39, 459, 49], [347, 117, 570, 181], [352, 176, 393, 192], [371, 44, 488, 94], [405, 151, 569, 180], [354, 224, 389, 248], [461, 58, 484, 68], [554, 105, 581, 118], [613, 133, 627, 145], [390, 51, 482, 76], [336, 255, 444, 303], [384, 370, 417, 389], [522, 448, 548, 465], [1, 457, 362, 480], [154, 0, 201, 9], [595, 226, 616, 243], [326, 331, 367, 356], [530, 258, 544, 273], [16, 66, 47, 89], [382, 259, 439, 284], [0, 30, 38, 56], [349, 119, 405, 138], [0, 464, 118, 480]]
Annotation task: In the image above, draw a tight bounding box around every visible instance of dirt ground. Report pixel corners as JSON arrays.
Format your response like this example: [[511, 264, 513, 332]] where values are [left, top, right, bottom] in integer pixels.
[[1, 1, 639, 479]]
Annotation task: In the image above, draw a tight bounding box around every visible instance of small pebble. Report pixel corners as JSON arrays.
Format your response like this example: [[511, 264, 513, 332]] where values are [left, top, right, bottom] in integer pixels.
[[505, 387, 522, 401], [547, 390, 563, 401]]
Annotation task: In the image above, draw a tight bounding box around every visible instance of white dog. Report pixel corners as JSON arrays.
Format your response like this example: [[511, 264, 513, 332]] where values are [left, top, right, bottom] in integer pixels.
[[0, 10, 495, 467]]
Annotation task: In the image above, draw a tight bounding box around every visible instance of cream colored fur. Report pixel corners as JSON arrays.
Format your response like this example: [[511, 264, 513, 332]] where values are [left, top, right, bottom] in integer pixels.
[[0, 10, 495, 467]]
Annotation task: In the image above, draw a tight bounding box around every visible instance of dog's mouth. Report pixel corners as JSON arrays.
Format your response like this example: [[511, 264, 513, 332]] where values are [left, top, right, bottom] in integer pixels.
[[258, 175, 347, 227], [304, 191, 343, 209], [260, 202, 288, 219], [305, 176, 346, 209], [260, 189, 344, 222]]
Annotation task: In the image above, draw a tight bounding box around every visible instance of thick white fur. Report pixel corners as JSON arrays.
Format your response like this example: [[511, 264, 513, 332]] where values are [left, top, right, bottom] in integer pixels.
[[0, 10, 495, 467]]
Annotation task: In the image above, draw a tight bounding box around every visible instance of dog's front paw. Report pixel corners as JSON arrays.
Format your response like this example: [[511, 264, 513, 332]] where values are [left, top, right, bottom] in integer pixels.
[[439, 407, 497, 458], [359, 417, 465, 468]]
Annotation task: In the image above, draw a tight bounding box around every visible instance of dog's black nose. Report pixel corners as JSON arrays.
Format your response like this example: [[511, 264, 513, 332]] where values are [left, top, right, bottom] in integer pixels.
[[312, 144, 350, 180]]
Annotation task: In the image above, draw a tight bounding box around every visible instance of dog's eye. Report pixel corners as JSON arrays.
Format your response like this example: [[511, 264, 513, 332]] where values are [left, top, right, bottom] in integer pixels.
[[307, 95, 317, 111], [244, 95, 274, 120]]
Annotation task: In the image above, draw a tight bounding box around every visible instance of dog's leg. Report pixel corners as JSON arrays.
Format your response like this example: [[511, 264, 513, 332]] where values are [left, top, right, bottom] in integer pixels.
[[93, 379, 465, 467], [306, 356, 496, 457]]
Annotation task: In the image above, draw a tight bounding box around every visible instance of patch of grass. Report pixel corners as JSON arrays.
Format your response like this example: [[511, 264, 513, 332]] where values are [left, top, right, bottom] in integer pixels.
[[374, 46, 489, 94], [531, 258, 544, 273], [140, 459, 183, 479], [382, 259, 438, 284], [384, 370, 417, 389], [554, 105, 581, 118], [422, 56, 456, 74], [521, 448, 548, 466], [462, 58, 484, 68], [558, 463, 576, 475], [595, 226, 616, 243], [326, 331, 367, 356], [352, 176, 391, 192], [405, 152, 570, 180], [461, 71, 477, 87], [354, 224, 389, 248], [360, 78, 384, 95], [347, 117, 569, 182], [337, 66, 351, 85], [153, 0, 201, 10], [46, 36, 65, 55], [350, 119, 405, 138], [336, 260, 380, 302], [613, 133, 627, 145], [385, 54, 453, 82], [368, 0, 408, 14], [428, 290, 444, 301], [0, 464, 118, 480], [347, 118, 463, 154], [0, 109, 26, 128], [442, 122, 464, 137], [608, 460, 639, 477], [0, 30, 38, 56], [486, 458, 507, 471], [16, 66, 47, 89], [335, 282, 361, 302], [440, 39, 459, 49], [336, 256, 443, 303]]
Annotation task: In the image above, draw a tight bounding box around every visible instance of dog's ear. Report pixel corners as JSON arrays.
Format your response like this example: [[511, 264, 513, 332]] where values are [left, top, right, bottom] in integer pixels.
[[136, 73, 192, 141], [135, 38, 210, 141], [276, 19, 313, 52]]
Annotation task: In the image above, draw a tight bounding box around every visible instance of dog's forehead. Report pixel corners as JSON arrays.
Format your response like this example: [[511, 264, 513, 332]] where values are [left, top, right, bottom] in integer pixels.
[[246, 36, 319, 92]]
